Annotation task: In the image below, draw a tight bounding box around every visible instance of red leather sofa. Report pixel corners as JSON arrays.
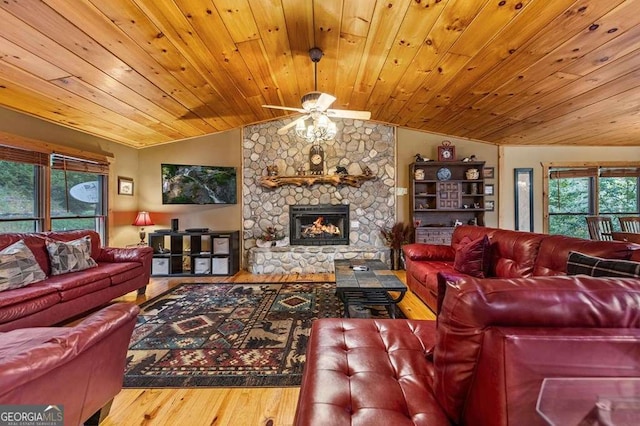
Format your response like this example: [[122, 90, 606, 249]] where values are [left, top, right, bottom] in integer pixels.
[[0, 303, 139, 425], [403, 225, 640, 312], [294, 273, 640, 425], [0, 230, 152, 331]]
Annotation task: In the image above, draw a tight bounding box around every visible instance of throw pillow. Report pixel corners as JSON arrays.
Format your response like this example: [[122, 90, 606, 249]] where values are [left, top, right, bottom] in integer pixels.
[[567, 251, 640, 278], [0, 240, 47, 292], [453, 235, 491, 278], [46, 235, 98, 275]]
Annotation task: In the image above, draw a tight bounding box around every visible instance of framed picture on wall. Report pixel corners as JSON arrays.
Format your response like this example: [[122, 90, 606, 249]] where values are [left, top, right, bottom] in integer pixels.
[[484, 184, 495, 196], [483, 167, 495, 179], [485, 200, 495, 212], [118, 176, 134, 196]]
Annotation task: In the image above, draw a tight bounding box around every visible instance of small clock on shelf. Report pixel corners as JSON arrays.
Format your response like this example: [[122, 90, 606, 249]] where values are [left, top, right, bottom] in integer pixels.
[[309, 144, 324, 175], [437, 140, 456, 162]]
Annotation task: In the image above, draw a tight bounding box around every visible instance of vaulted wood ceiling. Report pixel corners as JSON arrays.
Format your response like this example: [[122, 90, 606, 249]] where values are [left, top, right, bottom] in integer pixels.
[[0, 0, 639, 148]]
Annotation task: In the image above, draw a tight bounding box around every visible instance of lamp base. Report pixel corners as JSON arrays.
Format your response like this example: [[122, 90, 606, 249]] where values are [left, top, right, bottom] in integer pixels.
[[139, 231, 147, 245]]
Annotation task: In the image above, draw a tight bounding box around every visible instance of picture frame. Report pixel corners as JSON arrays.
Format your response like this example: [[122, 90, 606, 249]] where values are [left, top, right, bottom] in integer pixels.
[[485, 200, 495, 212], [118, 176, 134, 196], [483, 167, 495, 179], [514, 168, 534, 232], [484, 184, 495, 196]]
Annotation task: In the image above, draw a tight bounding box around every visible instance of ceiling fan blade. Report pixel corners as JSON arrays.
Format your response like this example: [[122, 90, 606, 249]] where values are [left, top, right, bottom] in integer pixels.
[[277, 115, 310, 135], [326, 109, 371, 120], [263, 104, 307, 114], [315, 93, 336, 111]]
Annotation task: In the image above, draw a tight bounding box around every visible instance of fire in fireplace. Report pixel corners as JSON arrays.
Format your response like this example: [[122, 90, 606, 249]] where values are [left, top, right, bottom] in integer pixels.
[[289, 204, 350, 246]]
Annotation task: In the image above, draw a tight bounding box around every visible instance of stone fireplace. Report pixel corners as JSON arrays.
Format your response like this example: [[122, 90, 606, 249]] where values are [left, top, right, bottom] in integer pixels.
[[242, 118, 396, 273], [289, 204, 349, 246]]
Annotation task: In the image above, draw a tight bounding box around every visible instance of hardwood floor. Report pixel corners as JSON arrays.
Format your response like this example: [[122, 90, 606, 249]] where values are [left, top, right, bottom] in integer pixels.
[[104, 270, 435, 426]]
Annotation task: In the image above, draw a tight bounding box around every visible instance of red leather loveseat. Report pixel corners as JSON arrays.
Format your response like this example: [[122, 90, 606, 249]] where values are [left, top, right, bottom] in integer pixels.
[[0, 229, 152, 331], [0, 303, 139, 425], [294, 273, 640, 425], [403, 225, 640, 312]]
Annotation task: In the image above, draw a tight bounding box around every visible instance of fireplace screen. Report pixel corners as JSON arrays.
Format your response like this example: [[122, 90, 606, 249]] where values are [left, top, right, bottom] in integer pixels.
[[289, 204, 350, 246]]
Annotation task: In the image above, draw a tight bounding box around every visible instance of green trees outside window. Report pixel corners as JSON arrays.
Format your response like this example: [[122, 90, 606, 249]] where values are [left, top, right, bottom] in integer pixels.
[[548, 166, 639, 238], [0, 152, 108, 239]]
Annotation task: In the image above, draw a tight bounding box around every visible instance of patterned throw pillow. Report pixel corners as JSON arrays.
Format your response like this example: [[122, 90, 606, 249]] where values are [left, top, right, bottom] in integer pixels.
[[46, 236, 98, 275], [567, 251, 640, 278], [0, 240, 47, 292]]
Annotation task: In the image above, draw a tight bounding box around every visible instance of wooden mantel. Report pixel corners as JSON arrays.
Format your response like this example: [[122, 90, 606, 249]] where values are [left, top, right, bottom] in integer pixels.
[[259, 174, 376, 189]]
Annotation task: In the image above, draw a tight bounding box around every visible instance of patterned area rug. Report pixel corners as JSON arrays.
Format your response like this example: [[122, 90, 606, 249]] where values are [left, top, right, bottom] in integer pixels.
[[124, 282, 399, 388]]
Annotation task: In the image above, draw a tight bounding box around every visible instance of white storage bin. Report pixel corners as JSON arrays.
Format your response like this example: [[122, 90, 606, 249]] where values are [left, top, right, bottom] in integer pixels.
[[213, 238, 230, 255], [194, 258, 211, 274], [152, 258, 169, 275], [211, 257, 229, 275]]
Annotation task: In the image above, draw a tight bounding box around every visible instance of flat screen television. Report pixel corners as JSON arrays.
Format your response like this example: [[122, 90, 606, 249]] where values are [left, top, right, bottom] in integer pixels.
[[161, 163, 237, 205]]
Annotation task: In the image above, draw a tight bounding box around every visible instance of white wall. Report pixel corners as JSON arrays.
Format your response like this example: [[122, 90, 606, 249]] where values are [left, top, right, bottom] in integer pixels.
[[136, 129, 243, 236], [501, 146, 640, 232], [396, 127, 500, 227]]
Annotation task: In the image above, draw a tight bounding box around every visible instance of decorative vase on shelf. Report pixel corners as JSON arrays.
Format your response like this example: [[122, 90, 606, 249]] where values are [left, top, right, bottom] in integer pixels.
[[465, 168, 479, 180]]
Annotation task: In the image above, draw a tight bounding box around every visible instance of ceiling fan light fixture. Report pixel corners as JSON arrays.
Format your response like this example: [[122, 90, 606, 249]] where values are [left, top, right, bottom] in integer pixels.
[[263, 46, 371, 142], [295, 116, 337, 143]]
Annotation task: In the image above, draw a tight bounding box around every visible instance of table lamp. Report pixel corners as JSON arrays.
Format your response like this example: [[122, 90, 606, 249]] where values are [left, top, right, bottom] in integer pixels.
[[132, 211, 154, 245]]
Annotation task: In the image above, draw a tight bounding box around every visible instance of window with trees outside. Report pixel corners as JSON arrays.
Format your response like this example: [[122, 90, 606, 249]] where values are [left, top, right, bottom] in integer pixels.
[[0, 145, 109, 241], [546, 164, 640, 239]]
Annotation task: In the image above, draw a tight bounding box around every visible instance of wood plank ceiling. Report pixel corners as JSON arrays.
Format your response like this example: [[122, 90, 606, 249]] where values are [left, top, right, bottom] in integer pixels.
[[0, 0, 639, 148]]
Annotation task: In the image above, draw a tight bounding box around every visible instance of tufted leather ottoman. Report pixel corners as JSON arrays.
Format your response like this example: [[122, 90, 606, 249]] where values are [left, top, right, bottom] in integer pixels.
[[294, 318, 450, 426]]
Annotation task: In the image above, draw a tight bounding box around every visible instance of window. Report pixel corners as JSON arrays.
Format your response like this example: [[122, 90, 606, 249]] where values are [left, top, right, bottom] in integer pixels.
[[0, 145, 109, 240], [50, 154, 108, 236], [0, 147, 47, 232], [546, 165, 640, 238]]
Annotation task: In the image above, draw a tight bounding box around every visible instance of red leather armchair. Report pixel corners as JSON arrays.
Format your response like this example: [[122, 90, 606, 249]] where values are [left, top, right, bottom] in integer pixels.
[[0, 303, 139, 425], [294, 274, 640, 425]]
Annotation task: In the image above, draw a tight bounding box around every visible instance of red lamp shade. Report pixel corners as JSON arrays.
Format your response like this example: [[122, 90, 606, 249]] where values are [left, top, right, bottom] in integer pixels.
[[132, 211, 154, 227]]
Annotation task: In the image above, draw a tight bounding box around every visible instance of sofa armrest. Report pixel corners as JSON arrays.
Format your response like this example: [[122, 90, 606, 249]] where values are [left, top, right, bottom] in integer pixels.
[[0, 303, 139, 395], [97, 246, 153, 264], [403, 243, 456, 261]]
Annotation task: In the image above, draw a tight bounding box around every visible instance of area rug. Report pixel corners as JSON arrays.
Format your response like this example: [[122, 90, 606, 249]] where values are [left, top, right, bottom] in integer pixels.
[[124, 282, 399, 388]]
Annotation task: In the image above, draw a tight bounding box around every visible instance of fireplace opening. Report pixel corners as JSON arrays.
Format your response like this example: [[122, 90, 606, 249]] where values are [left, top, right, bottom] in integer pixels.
[[289, 204, 350, 246]]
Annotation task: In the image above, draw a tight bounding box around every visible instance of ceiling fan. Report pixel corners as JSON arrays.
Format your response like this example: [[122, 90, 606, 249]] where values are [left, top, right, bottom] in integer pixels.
[[262, 47, 371, 139]]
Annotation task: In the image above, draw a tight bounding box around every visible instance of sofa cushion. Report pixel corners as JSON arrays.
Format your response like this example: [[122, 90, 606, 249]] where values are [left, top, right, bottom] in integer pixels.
[[567, 251, 640, 278], [487, 228, 545, 278], [294, 318, 449, 426], [454, 235, 491, 278], [46, 236, 97, 275], [0, 240, 47, 292], [0, 285, 61, 324], [95, 262, 144, 285]]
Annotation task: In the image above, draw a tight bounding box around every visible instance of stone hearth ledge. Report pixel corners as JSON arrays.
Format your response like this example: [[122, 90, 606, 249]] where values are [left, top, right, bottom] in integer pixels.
[[248, 245, 389, 274]]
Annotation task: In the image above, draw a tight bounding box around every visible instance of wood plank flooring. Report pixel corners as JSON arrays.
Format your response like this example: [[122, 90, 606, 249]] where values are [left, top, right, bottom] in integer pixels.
[[104, 270, 435, 426]]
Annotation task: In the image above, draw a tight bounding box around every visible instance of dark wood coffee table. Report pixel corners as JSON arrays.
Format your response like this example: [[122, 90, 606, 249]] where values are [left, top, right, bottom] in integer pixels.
[[334, 259, 407, 318]]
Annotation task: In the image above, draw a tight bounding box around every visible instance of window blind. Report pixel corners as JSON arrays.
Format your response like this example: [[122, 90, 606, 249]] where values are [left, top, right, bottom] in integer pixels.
[[51, 153, 109, 175], [0, 145, 48, 166], [549, 168, 598, 179]]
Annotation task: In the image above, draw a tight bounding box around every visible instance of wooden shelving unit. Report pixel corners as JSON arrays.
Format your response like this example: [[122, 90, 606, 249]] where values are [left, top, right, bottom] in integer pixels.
[[148, 230, 240, 277], [410, 161, 486, 245]]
